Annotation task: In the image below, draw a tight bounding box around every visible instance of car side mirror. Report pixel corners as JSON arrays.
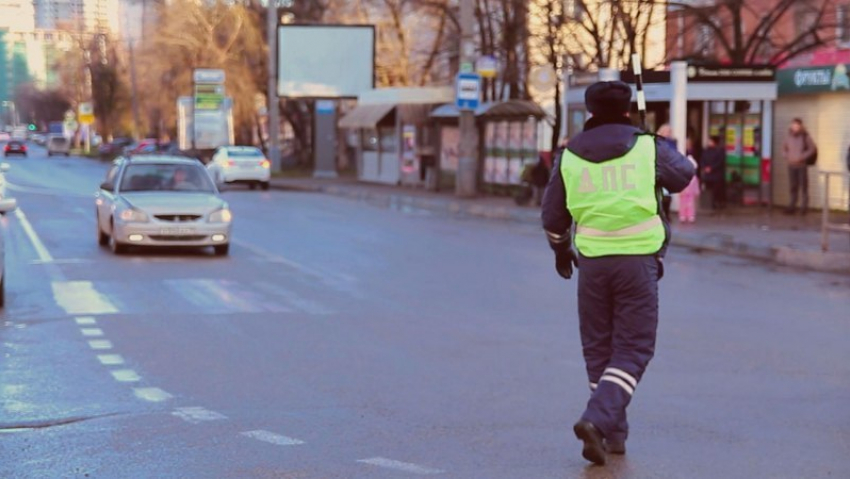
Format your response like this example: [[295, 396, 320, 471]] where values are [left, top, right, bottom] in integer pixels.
[[100, 181, 114, 192]]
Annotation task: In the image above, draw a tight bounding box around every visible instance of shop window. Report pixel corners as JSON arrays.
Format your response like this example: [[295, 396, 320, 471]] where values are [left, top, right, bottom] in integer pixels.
[[361, 129, 378, 152], [838, 4, 850, 46], [795, 2, 819, 37], [379, 128, 396, 152]]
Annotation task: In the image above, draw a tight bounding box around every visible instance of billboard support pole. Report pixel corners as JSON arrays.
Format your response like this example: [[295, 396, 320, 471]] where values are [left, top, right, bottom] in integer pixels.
[[267, 0, 281, 171], [456, 0, 477, 197]]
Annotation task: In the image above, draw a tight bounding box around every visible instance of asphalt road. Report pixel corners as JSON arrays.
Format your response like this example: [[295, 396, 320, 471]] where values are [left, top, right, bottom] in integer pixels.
[[1, 144, 848, 478]]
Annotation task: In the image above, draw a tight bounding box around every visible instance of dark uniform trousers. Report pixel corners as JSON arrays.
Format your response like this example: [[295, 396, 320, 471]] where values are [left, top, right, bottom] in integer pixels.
[[577, 254, 659, 444]]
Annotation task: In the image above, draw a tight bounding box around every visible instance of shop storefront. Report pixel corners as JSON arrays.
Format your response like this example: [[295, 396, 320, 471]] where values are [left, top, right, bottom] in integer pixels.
[[430, 100, 546, 192], [775, 64, 850, 212], [566, 65, 777, 206], [339, 87, 453, 186]]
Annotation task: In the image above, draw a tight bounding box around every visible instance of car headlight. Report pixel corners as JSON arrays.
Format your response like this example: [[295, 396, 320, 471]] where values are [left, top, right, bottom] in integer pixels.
[[209, 208, 232, 223], [118, 208, 149, 223]]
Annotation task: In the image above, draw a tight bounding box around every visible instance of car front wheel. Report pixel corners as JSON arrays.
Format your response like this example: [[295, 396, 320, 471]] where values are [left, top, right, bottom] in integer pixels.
[[97, 213, 109, 246], [109, 221, 127, 255], [213, 244, 230, 256]]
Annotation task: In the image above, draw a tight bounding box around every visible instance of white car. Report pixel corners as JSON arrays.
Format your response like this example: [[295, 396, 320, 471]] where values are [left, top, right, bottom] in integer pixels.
[[47, 135, 71, 156], [95, 155, 233, 255], [207, 146, 271, 190], [0, 162, 19, 307]]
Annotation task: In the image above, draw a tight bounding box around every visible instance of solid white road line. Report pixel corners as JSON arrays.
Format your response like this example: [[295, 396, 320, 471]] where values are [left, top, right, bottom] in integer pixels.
[[75, 316, 97, 325], [80, 328, 104, 337], [13, 208, 53, 262], [240, 430, 305, 446], [88, 340, 113, 350], [172, 407, 228, 424], [356, 457, 444, 475], [51, 281, 118, 315], [110, 369, 141, 382], [133, 388, 173, 402], [97, 354, 124, 365]]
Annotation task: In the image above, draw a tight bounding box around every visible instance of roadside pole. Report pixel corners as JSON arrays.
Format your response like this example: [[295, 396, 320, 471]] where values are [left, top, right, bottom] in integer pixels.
[[128, 38, 141, 140], [266, 0, 282, 172], [455, 0, 477, 197]]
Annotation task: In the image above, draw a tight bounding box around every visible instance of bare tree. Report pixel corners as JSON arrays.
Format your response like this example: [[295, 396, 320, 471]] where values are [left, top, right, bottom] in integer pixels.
[[666, 0, 839, 66]]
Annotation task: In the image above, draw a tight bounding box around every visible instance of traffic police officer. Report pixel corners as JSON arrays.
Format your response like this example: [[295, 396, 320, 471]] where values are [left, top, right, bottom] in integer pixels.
[[542, 81, 695, 465]]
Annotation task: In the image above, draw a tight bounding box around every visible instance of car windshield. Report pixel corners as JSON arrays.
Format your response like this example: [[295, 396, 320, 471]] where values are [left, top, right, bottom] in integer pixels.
[[119, 163, 216, 193], [228, 149, 263, 158]]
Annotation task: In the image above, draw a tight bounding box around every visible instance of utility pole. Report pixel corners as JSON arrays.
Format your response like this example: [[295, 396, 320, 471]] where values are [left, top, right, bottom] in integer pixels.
[[128, 38, 141, 140], [455, 0, 477, 197], [266, 0, 282, 171]]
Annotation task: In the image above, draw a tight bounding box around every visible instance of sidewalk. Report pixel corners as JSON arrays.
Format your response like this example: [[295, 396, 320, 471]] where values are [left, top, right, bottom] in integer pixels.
[[269, 177, 850, 275]]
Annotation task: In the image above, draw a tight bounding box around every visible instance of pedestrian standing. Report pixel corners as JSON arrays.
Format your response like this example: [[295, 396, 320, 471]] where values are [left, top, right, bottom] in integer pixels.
[[701, 135, 726, 211], [656, 124, 676, 220], [678, 155, 700, 223], [782, 118, 817, 215], [541, 81, 695, 465]]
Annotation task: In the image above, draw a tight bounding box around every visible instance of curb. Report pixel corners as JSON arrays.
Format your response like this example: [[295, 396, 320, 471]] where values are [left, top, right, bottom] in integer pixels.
[[269, 181, 850, 275]]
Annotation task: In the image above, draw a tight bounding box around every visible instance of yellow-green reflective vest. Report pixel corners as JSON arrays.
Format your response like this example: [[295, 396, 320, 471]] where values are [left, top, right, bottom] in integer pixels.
[[560, 134, 665, 258]]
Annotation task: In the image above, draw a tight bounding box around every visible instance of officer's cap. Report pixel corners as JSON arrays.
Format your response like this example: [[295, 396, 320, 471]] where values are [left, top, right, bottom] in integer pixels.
[[585, 81, 632, 117]]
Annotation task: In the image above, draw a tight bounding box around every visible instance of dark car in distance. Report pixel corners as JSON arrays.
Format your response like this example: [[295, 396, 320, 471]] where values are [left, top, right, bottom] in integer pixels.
[[98, 137, 134, 159], [3, 141, 27, 157]]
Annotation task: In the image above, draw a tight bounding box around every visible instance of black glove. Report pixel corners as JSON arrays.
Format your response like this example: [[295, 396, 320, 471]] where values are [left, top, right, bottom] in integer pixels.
[[554, 248, 578, 280]]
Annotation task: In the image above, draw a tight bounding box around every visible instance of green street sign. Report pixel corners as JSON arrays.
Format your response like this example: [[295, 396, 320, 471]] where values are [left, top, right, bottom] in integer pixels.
[[778, 64, 850, 95]]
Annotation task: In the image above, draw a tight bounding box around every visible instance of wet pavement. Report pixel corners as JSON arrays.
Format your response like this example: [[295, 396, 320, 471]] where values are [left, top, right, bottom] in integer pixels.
[[0, 146, 848, 478]]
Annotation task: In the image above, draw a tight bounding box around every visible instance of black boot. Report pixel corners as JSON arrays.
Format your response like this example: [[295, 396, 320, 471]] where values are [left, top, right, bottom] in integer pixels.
[[573, 420, 606, 465]]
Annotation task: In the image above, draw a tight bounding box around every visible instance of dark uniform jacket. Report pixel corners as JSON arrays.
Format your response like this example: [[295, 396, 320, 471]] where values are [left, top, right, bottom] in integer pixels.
[[542, 116, 695, 257]]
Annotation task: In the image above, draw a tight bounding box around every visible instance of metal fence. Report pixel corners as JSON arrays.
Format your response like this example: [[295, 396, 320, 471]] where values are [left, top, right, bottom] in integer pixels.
[[819, 171, 850, 252]]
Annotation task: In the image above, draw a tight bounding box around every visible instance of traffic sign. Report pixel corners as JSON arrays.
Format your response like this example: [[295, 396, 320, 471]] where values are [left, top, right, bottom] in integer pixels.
[[477, 56, 498, 78], [455, 72, 481, 111], [79, 102, 95, 125]]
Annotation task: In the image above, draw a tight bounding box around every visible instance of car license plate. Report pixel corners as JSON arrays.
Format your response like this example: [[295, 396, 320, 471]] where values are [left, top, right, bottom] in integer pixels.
[[160, 228, 195, 235]]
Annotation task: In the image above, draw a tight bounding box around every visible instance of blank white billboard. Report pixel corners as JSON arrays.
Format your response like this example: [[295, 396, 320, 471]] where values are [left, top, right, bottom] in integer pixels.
[[278, 25, 375, 98]]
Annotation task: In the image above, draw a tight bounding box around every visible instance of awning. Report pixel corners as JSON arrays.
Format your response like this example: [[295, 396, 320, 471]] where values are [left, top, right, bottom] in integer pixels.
[[430, 100, 547, 121], [338, 103, 395, 129]]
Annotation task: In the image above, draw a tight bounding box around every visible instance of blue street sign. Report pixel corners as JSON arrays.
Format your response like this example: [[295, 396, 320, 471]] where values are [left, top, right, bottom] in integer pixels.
[[455, 72, 481, 111]]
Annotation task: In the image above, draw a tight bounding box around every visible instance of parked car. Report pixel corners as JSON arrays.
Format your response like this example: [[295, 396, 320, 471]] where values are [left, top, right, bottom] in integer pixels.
[[207, 146, 271, 190], [47, 135, 71, 156], [0, 162, 19, 307], [95, 155, 232, 256], [3, 140, 27, 157], [98, 137, 134, 159]]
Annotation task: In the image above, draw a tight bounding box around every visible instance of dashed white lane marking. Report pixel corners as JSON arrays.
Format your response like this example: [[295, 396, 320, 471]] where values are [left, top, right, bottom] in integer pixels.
[[133, 388, 173, 402], [97, 354, 124, 365], [88, 340, 113, 350], [75, 316, 97, 325], [240, 430, 305, 446], [357, 457, 444, 475], [172, 407, 228, 424], [13, 208, 54, 262], [80, 328, 104, 337], [52, 281, 118, 315], [110, 369, 141, 382]]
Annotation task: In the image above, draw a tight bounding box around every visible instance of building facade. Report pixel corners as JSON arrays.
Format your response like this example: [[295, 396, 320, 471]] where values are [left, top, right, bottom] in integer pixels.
[[666, 0, 850, 211]]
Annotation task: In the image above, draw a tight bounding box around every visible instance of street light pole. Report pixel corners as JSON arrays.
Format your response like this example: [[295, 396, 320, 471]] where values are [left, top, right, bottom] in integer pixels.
[[266, 0, 282, 171], [455, 0, 477, 197]]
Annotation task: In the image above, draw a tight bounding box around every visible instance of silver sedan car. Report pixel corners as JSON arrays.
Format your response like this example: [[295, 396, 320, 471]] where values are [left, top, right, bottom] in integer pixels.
[[95, 156, 232, 255]]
